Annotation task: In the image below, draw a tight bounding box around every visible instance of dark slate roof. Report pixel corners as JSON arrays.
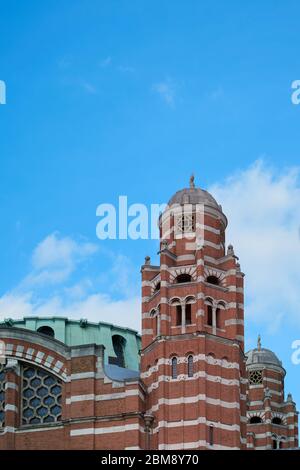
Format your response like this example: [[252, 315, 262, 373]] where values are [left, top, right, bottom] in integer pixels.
[[104, 364, 140, 381]]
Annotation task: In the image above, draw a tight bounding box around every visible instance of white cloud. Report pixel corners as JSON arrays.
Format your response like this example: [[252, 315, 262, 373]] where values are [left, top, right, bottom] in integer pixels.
[[0, 291, 140, 331], [0, 292, 33, 319], [152, 80, 176, 107], [23, 233, 98, 287], [0, 233, 140, 331], [32, 233, 97, 270], [209, 160, 300, 333]]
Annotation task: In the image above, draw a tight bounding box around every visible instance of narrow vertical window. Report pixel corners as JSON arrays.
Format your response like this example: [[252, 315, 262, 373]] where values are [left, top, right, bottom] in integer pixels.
[[176, 305, 182, 326], [187, 355, 193, 378], [186, 304, 192, 325], [207, 305, 213, 326], [109, 335, 126, 368], [209, 425, 214, 446], [216, 308, 221, 328], [155, 315, 159, 337], [171, 357, 177, 379]]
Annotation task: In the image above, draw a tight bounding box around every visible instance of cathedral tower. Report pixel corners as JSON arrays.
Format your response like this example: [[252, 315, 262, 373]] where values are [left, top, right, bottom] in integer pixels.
[[246, 337, 298, 449], [141, 177, 247, 450]]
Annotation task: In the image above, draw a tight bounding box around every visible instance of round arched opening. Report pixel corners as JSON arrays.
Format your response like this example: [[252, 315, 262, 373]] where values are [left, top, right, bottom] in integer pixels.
[[249, 416, 262, 424], [206, 275, 219, 286], [176, 274, 192, 284], [272, 417, 283, 425], [36, 326, 55, 338]]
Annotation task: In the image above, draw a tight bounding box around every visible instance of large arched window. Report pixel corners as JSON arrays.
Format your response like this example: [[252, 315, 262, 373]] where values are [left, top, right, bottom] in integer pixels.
[[187, 355, 194, 378], [249, 416, 262, 424], [171, 357, 178, 379], [272, 417, 283, 425], [37, 326, 55, 338], [206, 275, 219, 286], [22, 364, 62, 425], [110, 335, 126, 368], [0, 364, 5, 428], [176, 274, 192, 284]]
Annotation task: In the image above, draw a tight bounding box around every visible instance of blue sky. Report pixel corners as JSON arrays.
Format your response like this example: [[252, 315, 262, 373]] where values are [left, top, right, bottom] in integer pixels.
[[0, 1, 300, 404]]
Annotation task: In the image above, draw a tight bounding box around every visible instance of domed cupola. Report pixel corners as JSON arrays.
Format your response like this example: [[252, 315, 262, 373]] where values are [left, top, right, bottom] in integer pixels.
[[167, 174, 223, 212], [246, 335, 284, 372], [159, 175, 228, 258]]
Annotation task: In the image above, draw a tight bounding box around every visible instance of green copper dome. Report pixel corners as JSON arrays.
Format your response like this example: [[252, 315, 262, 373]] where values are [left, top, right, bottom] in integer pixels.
[[0, 316, 141, 372]]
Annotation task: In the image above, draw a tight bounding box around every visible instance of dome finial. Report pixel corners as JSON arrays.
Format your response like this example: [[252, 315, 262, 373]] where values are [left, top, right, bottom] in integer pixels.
[[257, 334, 261, 351], [189, 174, 195, 189]]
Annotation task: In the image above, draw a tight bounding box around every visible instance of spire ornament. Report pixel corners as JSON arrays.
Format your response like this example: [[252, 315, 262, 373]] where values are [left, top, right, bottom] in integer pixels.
[[257, 334, 261, 351], [189, 174, 195, 189]]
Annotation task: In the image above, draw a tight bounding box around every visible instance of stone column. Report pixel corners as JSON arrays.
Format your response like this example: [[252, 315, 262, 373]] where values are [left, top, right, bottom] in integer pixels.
[[3, 358, 20, 449], [181, 302, 186, 334], [212, 305, 217, 335]]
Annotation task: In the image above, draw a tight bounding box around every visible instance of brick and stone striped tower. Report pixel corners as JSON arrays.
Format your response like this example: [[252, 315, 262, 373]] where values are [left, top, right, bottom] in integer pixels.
[[141, 177, 247, 450], [246, 337, 298, 450]]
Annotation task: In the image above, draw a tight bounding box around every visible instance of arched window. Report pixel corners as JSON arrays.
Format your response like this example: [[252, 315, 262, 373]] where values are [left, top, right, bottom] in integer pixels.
[[154, 282, 161, 292], [249, 416, 262, 424], [150, 309, 158, 337], [176, 274, 192, 284], [206, 276, 219, 286], [176, 305, 182, 326], [207, 304, 213, 326], [209, 425, 214, 446], [110, 335, 126, 368], [185, 297, 195, 325], [272, 417, 283, 425], [0, 364, 5, 428], [185, 303, 192, 325], [187, 355, 193, 378], [216, 308, 221, 329], [37, 326, 55, 338], [171, 357, 178, 379], [22, 364, 62, 425], [272, 439, 278, 449]]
